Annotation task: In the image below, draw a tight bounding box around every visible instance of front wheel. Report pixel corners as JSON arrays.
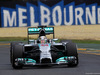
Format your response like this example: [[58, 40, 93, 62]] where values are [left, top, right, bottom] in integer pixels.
[[10, 42, 22, 63], [11, 44, 24, 69], [65, 42, 79, 67]]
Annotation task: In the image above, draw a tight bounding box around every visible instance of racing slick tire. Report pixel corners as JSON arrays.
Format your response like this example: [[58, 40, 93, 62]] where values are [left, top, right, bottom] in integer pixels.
[[11, 44, 24, 69], [66, 42, 79, 67], [10, 42, 22, 63]]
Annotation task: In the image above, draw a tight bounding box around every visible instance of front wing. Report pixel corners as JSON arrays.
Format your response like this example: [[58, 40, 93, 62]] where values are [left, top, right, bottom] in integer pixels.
[[14, 56, 77, 66]]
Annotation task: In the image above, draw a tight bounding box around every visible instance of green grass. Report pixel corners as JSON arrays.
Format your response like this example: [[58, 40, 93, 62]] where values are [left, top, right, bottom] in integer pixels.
[[72, 40, 100, 44], [0, 37, 27, 41], [60, 39, 100, 44], [0, 37, 100, 44]]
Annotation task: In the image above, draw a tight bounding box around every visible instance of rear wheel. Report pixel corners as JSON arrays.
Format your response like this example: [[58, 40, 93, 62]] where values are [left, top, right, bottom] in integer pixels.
[[11, 44, 24, 69], [66, 42, 79, 67]]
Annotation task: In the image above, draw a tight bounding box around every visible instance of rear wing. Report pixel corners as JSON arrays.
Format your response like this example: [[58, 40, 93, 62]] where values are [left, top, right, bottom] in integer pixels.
[[27, 26, 55, 43], [28, 27, 54, 35]]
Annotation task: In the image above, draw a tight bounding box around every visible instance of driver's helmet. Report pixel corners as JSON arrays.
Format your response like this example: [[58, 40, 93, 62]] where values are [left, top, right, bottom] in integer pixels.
[[40, 36, 46, 40], [40, 36, 45, 40], [40, 36, 47, 43]]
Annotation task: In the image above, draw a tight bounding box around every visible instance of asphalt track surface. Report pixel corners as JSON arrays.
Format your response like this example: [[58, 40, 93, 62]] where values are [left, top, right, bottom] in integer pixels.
[[0, 45, 100, 75]]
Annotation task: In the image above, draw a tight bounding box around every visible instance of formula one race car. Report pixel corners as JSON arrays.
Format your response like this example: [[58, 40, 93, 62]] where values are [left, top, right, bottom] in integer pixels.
[[10, 26, 78, 69]]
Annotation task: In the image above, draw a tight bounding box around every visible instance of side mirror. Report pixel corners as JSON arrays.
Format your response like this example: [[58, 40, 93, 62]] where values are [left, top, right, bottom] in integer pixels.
[[53, 39, 58, 41], [29, 40, 35, 43]]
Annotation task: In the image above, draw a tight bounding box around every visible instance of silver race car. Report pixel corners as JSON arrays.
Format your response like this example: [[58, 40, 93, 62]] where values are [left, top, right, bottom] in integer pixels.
[[10, 26, 79, 69]]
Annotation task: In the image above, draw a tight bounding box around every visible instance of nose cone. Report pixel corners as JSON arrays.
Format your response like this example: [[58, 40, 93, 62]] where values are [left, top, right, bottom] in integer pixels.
[[41, 58, 51, 63]]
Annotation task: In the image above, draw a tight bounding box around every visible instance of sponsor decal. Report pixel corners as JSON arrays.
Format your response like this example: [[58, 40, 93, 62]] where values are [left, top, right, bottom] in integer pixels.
[[41, 44, 49, 46]]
